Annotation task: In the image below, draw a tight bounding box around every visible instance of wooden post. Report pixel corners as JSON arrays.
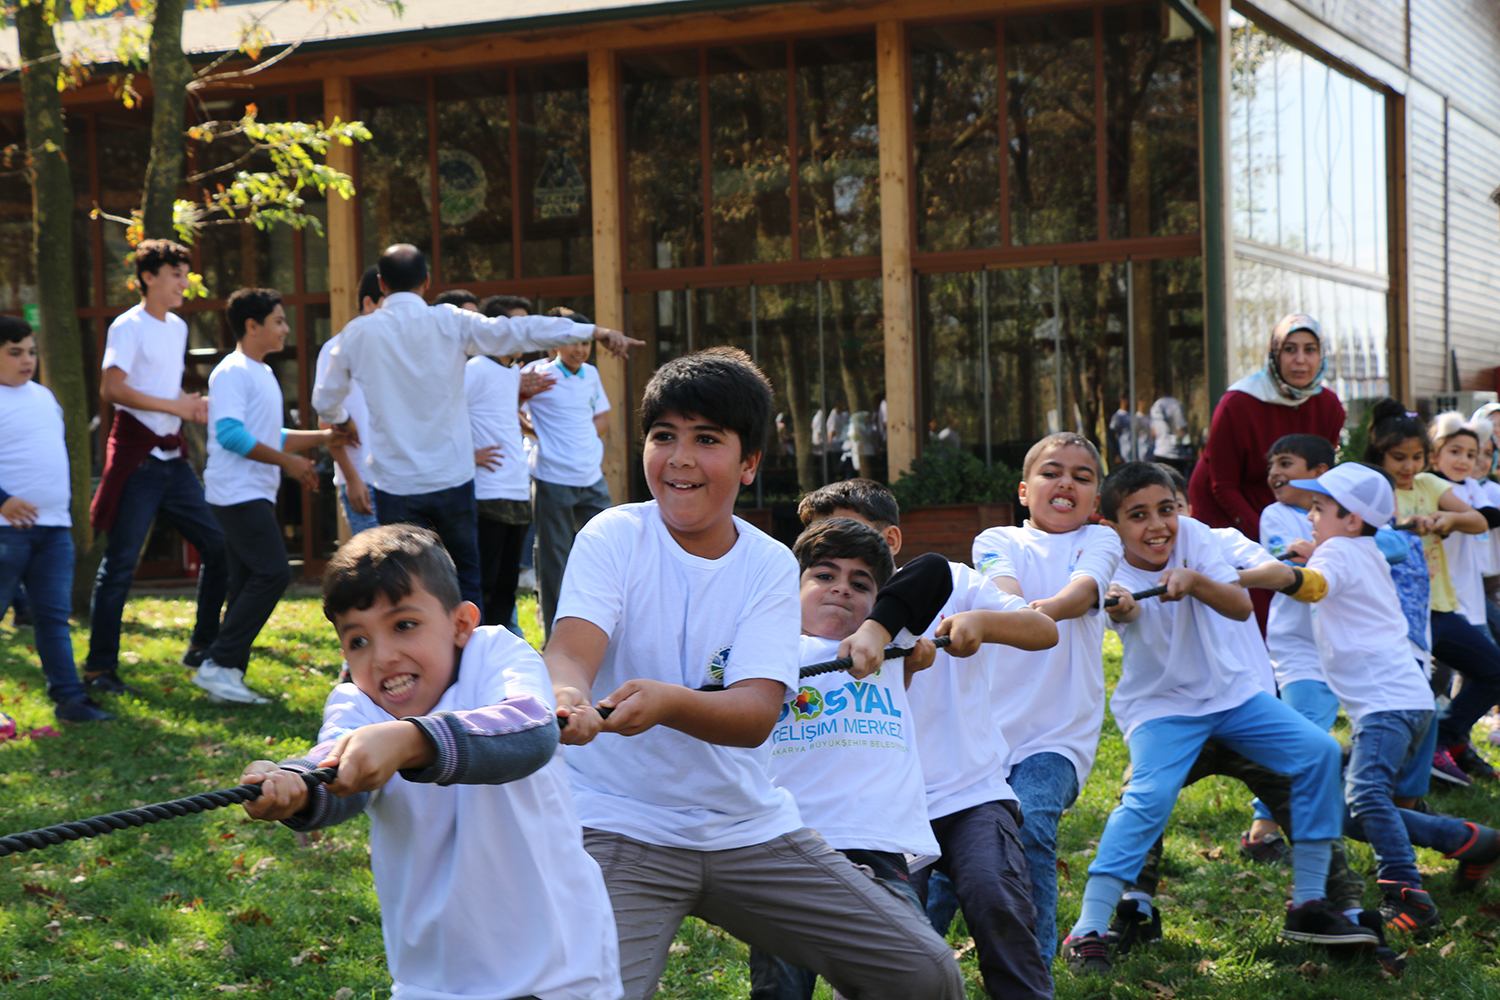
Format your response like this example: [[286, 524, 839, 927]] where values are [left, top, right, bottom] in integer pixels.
[[589, 48, 629, 503], [324, 76, 359, 335], [877, 21, 918, 481]]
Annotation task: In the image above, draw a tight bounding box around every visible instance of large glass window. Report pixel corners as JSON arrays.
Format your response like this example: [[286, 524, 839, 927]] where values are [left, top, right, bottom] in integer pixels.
[[708, 43, 792, 265], [911, 23, 1000, 252], [796, 34, 880, 258], [1229, 14, 1389, 400], [357, 78, 431, 262], [623, 50, 705, 271], [434, 71, 513, 284], [515, 61, 592, 276]]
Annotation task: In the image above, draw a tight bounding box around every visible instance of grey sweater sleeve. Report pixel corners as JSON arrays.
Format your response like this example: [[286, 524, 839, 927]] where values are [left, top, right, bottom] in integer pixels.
[[399, 694, 561, 787], [276, 741, 369, 832]]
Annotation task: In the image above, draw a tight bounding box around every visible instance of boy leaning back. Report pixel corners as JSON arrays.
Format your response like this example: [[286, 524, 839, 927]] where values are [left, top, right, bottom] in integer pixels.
[[546, 348, 963, 1000], [1063, 462, 1373, 976], [240, 524, 621, 1000]]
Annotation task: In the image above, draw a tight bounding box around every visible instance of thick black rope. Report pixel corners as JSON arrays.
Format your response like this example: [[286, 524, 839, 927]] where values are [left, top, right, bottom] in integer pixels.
[[1102, 585, 1169, 609], [0, 767, 339, 858]]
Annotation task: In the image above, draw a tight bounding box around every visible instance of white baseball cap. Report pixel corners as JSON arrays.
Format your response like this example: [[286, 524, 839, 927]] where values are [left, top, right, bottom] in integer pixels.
[[1290, 463, 1395, 528]]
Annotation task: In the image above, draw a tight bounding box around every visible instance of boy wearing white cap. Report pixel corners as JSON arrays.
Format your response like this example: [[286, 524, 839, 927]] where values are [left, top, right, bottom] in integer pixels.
[[1262, 462, 1500, 935]]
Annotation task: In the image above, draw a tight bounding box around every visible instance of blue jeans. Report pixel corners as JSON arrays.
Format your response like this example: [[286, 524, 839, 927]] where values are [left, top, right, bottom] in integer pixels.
[[1342, 708, 1470, 884], [1089, 692, 1343, 883], [1432, 610, 1500, 747], [1008, 751, 1079, 970], [373, 480, 483, 611], [0, 526, 84, 704], [86, 457, 226, 673], [1395, 699, 1439, 799], [338, 484, 379, 535], [1252, 679, 1342, 821]]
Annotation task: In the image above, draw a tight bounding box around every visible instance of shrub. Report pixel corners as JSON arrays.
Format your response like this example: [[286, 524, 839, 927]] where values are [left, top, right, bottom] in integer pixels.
[[888, 448, 1021, 512]]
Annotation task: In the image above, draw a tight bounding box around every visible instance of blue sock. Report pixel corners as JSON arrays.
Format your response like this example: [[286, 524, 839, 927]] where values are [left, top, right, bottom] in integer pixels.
[[1069, 874, 1127, 938], [1122, 890, 1154, 919], [1292, 839, 1333, 906]]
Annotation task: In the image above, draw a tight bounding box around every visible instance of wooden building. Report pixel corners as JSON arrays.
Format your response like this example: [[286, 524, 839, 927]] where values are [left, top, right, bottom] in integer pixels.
[[0, 0, 1497, 574]]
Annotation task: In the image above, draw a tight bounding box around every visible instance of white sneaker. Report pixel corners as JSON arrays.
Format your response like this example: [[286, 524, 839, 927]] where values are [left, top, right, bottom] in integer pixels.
[[192, 661, 270, 705], [516, 568, 536, 592]]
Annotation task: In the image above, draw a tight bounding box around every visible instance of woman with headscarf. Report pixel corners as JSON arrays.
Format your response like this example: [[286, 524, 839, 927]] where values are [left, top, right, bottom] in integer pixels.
[[1188, 313, 1344, 543]]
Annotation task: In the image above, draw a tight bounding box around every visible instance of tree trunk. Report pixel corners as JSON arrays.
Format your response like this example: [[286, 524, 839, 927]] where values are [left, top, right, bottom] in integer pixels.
[[141, 0, 192, 241], [17, 2, 99, 612]]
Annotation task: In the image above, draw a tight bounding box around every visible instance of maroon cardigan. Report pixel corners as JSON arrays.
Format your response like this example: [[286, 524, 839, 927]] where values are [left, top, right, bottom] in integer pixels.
[[1187, 388, 1345, 541], [90, 410, 184, 532]]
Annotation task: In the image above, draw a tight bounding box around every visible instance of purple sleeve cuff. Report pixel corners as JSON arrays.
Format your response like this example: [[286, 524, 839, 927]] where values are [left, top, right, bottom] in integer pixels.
[[276, 742, 366, 832]]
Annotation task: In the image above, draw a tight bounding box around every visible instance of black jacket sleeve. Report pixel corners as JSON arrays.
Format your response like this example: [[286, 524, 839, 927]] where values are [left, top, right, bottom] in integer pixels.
[[867, 552, 954, 638]]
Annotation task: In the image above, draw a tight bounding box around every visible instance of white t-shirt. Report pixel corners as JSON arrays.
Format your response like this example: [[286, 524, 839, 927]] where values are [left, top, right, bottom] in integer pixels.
[[764, 634, 940, 856], [316, 626, 621, 1000], [971, 522, 1121, 787], [521, 358, 610, 488], [0, 380, 71, 526], [554, 502, 804, 850], [1304, 536, 1434, 722], [464, 357, 529, 502], [314, 331, 371, 489], [1259, 502, 1325, 690], [1443, 477, 1492, 626], [1210, 526, 1277, 696], [100, 303, 187, 460], [1107, 516, 1265, 739], [1480, 479, 1500, 579], [905, 562, 1024, 820], [205, 351, 283, 507], [1150, 396, 1190, 460]]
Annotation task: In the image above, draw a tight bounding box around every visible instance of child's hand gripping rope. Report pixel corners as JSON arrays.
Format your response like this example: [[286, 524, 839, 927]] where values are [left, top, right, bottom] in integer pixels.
[[557, 637, 955, 729], [0, 767, 340, 858], [1101, 585, 1170, 609]]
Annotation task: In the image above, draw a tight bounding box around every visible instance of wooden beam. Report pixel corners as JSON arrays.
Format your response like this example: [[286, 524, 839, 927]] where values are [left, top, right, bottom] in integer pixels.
[[876, 20, 917, 481], [323, 76, 359, 335], [1389, 89, 1412, 405], [589, 48, 629, 504]]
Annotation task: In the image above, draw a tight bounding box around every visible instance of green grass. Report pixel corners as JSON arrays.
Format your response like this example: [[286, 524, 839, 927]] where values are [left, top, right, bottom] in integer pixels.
[[4, 600, 1500, 997]]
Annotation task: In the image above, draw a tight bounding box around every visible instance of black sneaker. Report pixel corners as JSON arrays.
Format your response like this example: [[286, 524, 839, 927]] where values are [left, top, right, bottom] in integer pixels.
[[180, 646, 208, 668], [84, 671, 140, 696], [1378, 880, 1441, 934], [54, 696, 115, 723], [1447, 822, 1500, 893], [1281, 899, 1379, 946], [1349, 910, 1407, 974], [1105, 898, 1162, 956], [1450, 743, 1500, 781], [1240, 830, 1294, 866], [1063, 932, 1112, 976]]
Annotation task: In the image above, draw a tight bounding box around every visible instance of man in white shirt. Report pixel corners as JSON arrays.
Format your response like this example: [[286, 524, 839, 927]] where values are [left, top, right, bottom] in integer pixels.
[[316, 266, 382, 536], [85, 239, 228, 696], [312, 244, 640, 613], [522, 310, 613, 637]]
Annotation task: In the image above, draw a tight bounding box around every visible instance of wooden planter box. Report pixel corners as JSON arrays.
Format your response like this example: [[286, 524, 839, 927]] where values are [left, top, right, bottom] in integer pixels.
[[899, 503, 1015, 564]]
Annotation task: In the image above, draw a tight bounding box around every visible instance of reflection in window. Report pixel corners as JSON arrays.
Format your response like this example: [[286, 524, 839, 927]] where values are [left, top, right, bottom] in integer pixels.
[[96, 107, 155, 306], [358, 80, 431, 265], [434, 71, 513, 284], [515, 62, 592, 277], [911, 23, 1000, 252], [796, 34, 879, 258], [624, 51, 704, 270], [1104, 3, 1200, 238], [709, 43, 791, 265], [0, 115, 34, 314]]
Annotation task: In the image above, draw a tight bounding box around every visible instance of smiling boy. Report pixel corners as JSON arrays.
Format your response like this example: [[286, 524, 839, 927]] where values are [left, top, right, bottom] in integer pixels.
[[194, 289, 342, 705], [1063, 462, 1368, 976], [546, 348, 962, 1000], [239, 524, 621, 999]]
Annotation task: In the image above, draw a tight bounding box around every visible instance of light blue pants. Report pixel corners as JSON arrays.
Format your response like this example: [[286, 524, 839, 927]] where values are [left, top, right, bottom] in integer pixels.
[[1252, 679, 1342, 822], [1088, 692, 1343, 883]]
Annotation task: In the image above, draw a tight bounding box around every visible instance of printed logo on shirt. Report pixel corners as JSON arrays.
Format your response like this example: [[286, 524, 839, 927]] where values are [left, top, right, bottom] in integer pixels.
[[975, 552, 1000, 576], [1265, 533, 1288, 558], [789, 687, 825, 720], [707, 645, 731, 685], [770, 676, 905, 753]]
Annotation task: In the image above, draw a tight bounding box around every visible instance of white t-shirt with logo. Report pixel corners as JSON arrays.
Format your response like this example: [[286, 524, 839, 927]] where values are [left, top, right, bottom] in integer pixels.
[[1305, 536, 1434, 723], [0, 381, 71, 526], [314, 330, 371, 490], [1259, 502, 1325, 690], [906, 562, 1025, 820], [554, 502, 804, 850], [764, 634, 940, 856], [522, 358, 610, 488], [971, 522, 1121, 787], [1107, 516, 1265, 739], [316, 626, 621, 1000], [464, 357, 529, 503], [1210, 525, 1278, 696], [1443, 476, 1492, 626], [100, 303, 188, 460], [205, 350, 284, 507]]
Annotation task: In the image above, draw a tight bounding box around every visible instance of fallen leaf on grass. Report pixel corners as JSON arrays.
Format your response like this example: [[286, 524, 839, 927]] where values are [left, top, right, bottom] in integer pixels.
[[1440, 941, 1457, 958], [1196, 845, 1225, 861], [1142, 979, 1175, 998], [214, 985, 251, 993], [291, 948, 327, 967], [43, 920, 61, 942], [110, 939, 128, 950], [1477, 902, 1500, 920], [221, 942, 237, 960], [667, 942, 690, 956], [191, 940, 210, 951], [1195, 958, 1217, 974], [248, 857, 276, 875], [951, 937, 976, 961], [21, 884, 64, 902], [345, 915, 361, 925], [1296, 961, 1328, 980], [232, 908, 273, 927], [332, 989, 355, 1000], [1055, 857, 1070, 881]]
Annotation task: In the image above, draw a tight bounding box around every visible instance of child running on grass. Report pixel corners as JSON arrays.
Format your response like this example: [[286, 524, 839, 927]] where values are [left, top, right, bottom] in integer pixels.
[[970, 432, 1121, 975], [546, 349, 963, 1000], [238, 523, 622, 999], [1365, 398, 1500, 785], [798, 478, 1059, 1000], [1250, 462, 1500, 935], [751, 517, 950, 1000], [1064, 462, 1372, 977]]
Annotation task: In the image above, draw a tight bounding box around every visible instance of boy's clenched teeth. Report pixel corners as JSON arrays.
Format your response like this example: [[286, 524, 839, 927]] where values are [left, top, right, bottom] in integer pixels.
[[382, 674, 418, 699]]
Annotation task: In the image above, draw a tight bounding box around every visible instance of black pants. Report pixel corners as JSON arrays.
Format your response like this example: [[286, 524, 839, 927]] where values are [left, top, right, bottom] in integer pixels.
[[478, 516, 529, 629], [1126, 739, 1365, 909], [207, 499, 290, 674], [913, 800, 1052, 1000]]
